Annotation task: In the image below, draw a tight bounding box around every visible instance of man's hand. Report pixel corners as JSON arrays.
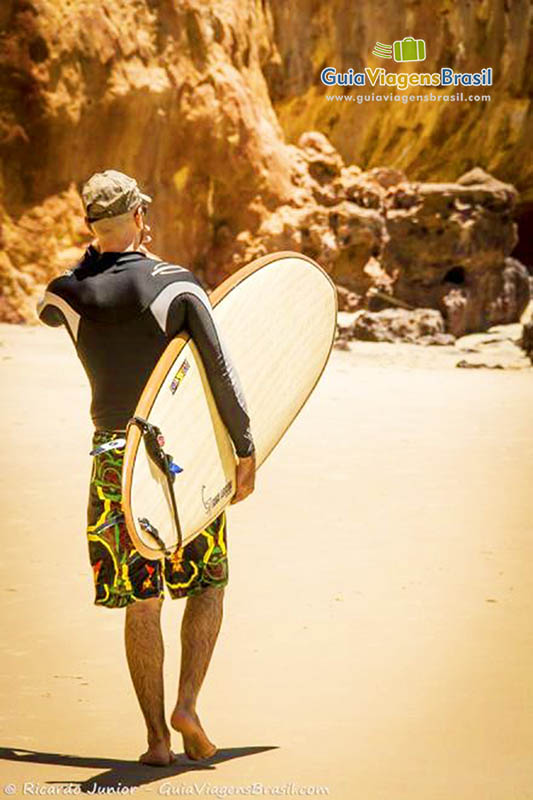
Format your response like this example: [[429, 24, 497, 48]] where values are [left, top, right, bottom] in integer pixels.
[[231, 452, 256, 504]]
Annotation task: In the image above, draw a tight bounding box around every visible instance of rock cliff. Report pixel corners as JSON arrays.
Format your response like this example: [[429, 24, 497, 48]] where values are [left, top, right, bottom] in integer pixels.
[[0, 0, 530, 332], [265, 0, 533, 203]]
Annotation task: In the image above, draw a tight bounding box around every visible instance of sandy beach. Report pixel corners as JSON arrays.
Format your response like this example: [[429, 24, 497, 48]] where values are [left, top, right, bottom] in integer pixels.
[[1, 322, 533, 800]]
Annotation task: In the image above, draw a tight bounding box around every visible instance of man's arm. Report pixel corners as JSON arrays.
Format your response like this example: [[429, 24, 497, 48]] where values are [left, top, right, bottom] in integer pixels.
[[182, 290, 256, 503], [150, 277, 256, 501]]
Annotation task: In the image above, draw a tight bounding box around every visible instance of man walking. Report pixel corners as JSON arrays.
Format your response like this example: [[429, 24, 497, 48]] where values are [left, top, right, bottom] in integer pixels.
[[37, 170, 256, 766]]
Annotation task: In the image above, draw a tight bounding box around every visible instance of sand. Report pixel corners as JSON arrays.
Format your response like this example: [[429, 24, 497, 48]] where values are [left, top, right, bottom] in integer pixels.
[[1, 322, 533, 799]]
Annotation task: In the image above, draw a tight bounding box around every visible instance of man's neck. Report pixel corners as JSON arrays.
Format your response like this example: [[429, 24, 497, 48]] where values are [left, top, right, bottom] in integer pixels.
[[95, 235, 139, 254]]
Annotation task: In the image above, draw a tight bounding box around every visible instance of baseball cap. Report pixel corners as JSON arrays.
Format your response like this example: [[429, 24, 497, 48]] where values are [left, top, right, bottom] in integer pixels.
[[82, 170, 152, 222]]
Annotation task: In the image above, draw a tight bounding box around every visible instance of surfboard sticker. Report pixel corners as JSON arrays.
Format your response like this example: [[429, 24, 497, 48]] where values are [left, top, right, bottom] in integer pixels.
[[122, 251, 338, 560], [170, 359, 190, 394]]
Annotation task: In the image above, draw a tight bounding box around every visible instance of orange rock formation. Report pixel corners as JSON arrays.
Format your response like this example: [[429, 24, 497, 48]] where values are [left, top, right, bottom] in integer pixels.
[[0, 1, 530, 333]]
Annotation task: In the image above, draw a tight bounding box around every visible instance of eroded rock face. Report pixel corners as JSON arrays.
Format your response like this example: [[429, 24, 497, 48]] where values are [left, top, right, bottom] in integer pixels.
[[1, 0, 297, 313], [382, 170, 530, 336], [347, 308, 455, 346], [0, 1, 530, 336], [265, 0, 533, 206], [236, 158, 530, 336]]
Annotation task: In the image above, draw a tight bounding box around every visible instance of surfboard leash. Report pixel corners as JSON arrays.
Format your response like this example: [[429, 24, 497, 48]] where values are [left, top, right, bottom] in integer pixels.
[[127, 415, 183, 554]]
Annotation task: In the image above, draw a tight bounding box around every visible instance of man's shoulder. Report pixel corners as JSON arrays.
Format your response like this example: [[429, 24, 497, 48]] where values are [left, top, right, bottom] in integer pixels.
[[47, 245, 98, 293], [45, 270, 76, 298], [126, 255, 205, 319], [136, 256, 200, 294], [142, 257, 196, 282]]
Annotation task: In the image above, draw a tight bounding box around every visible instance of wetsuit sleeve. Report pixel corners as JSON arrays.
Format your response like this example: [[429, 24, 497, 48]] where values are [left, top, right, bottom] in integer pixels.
[[150, 279, 255, 458], [36, 278, 81, 343]]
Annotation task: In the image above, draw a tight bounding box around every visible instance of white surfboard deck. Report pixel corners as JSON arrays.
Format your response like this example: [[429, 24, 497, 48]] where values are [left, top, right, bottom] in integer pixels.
[[122, 251, 337, 560]]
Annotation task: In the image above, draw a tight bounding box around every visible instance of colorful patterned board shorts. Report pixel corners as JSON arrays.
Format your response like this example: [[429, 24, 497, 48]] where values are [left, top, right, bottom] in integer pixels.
[[87, 430, 229, 609]]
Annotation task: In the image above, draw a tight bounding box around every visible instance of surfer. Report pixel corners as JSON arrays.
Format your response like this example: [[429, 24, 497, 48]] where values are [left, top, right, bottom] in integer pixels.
[[37, 171, 256, 766]]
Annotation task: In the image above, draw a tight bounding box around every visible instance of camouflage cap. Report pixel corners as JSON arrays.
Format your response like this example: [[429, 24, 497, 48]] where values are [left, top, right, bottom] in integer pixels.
[[82, 170, 152, 222]]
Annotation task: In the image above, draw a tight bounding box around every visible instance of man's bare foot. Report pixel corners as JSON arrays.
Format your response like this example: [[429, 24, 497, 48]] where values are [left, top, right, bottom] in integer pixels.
[[139, 738, 176, 766], [171, 708, 217, 760]]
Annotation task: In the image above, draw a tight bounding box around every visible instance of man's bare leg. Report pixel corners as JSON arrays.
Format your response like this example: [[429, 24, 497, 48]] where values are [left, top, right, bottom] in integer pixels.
[[125, 597, 174, 765], [171, 586, 224, 760]]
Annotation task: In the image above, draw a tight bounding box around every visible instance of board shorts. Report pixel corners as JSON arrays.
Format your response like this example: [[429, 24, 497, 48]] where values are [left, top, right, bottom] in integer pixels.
[[86, 430, 229, 609]]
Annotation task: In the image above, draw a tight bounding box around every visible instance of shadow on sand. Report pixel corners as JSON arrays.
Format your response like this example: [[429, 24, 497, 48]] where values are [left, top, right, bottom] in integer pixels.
[[0, 745, 278, 793]]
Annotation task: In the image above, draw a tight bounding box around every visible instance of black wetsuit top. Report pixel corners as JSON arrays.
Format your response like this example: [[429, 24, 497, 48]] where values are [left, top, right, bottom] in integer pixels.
[[37, 247, 254, 458]]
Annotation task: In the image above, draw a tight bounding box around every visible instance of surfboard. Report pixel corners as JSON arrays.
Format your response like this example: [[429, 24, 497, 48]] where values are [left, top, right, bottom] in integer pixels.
[[122, 251, 337, 560]]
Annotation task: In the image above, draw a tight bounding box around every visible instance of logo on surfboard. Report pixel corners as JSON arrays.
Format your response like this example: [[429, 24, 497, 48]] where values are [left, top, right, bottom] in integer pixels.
[[202, 481, 233, 513], [170, 359, 190, 394]]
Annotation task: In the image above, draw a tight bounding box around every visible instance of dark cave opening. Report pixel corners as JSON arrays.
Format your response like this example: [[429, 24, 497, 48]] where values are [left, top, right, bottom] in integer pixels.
[[443, 266, 466, 285]]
